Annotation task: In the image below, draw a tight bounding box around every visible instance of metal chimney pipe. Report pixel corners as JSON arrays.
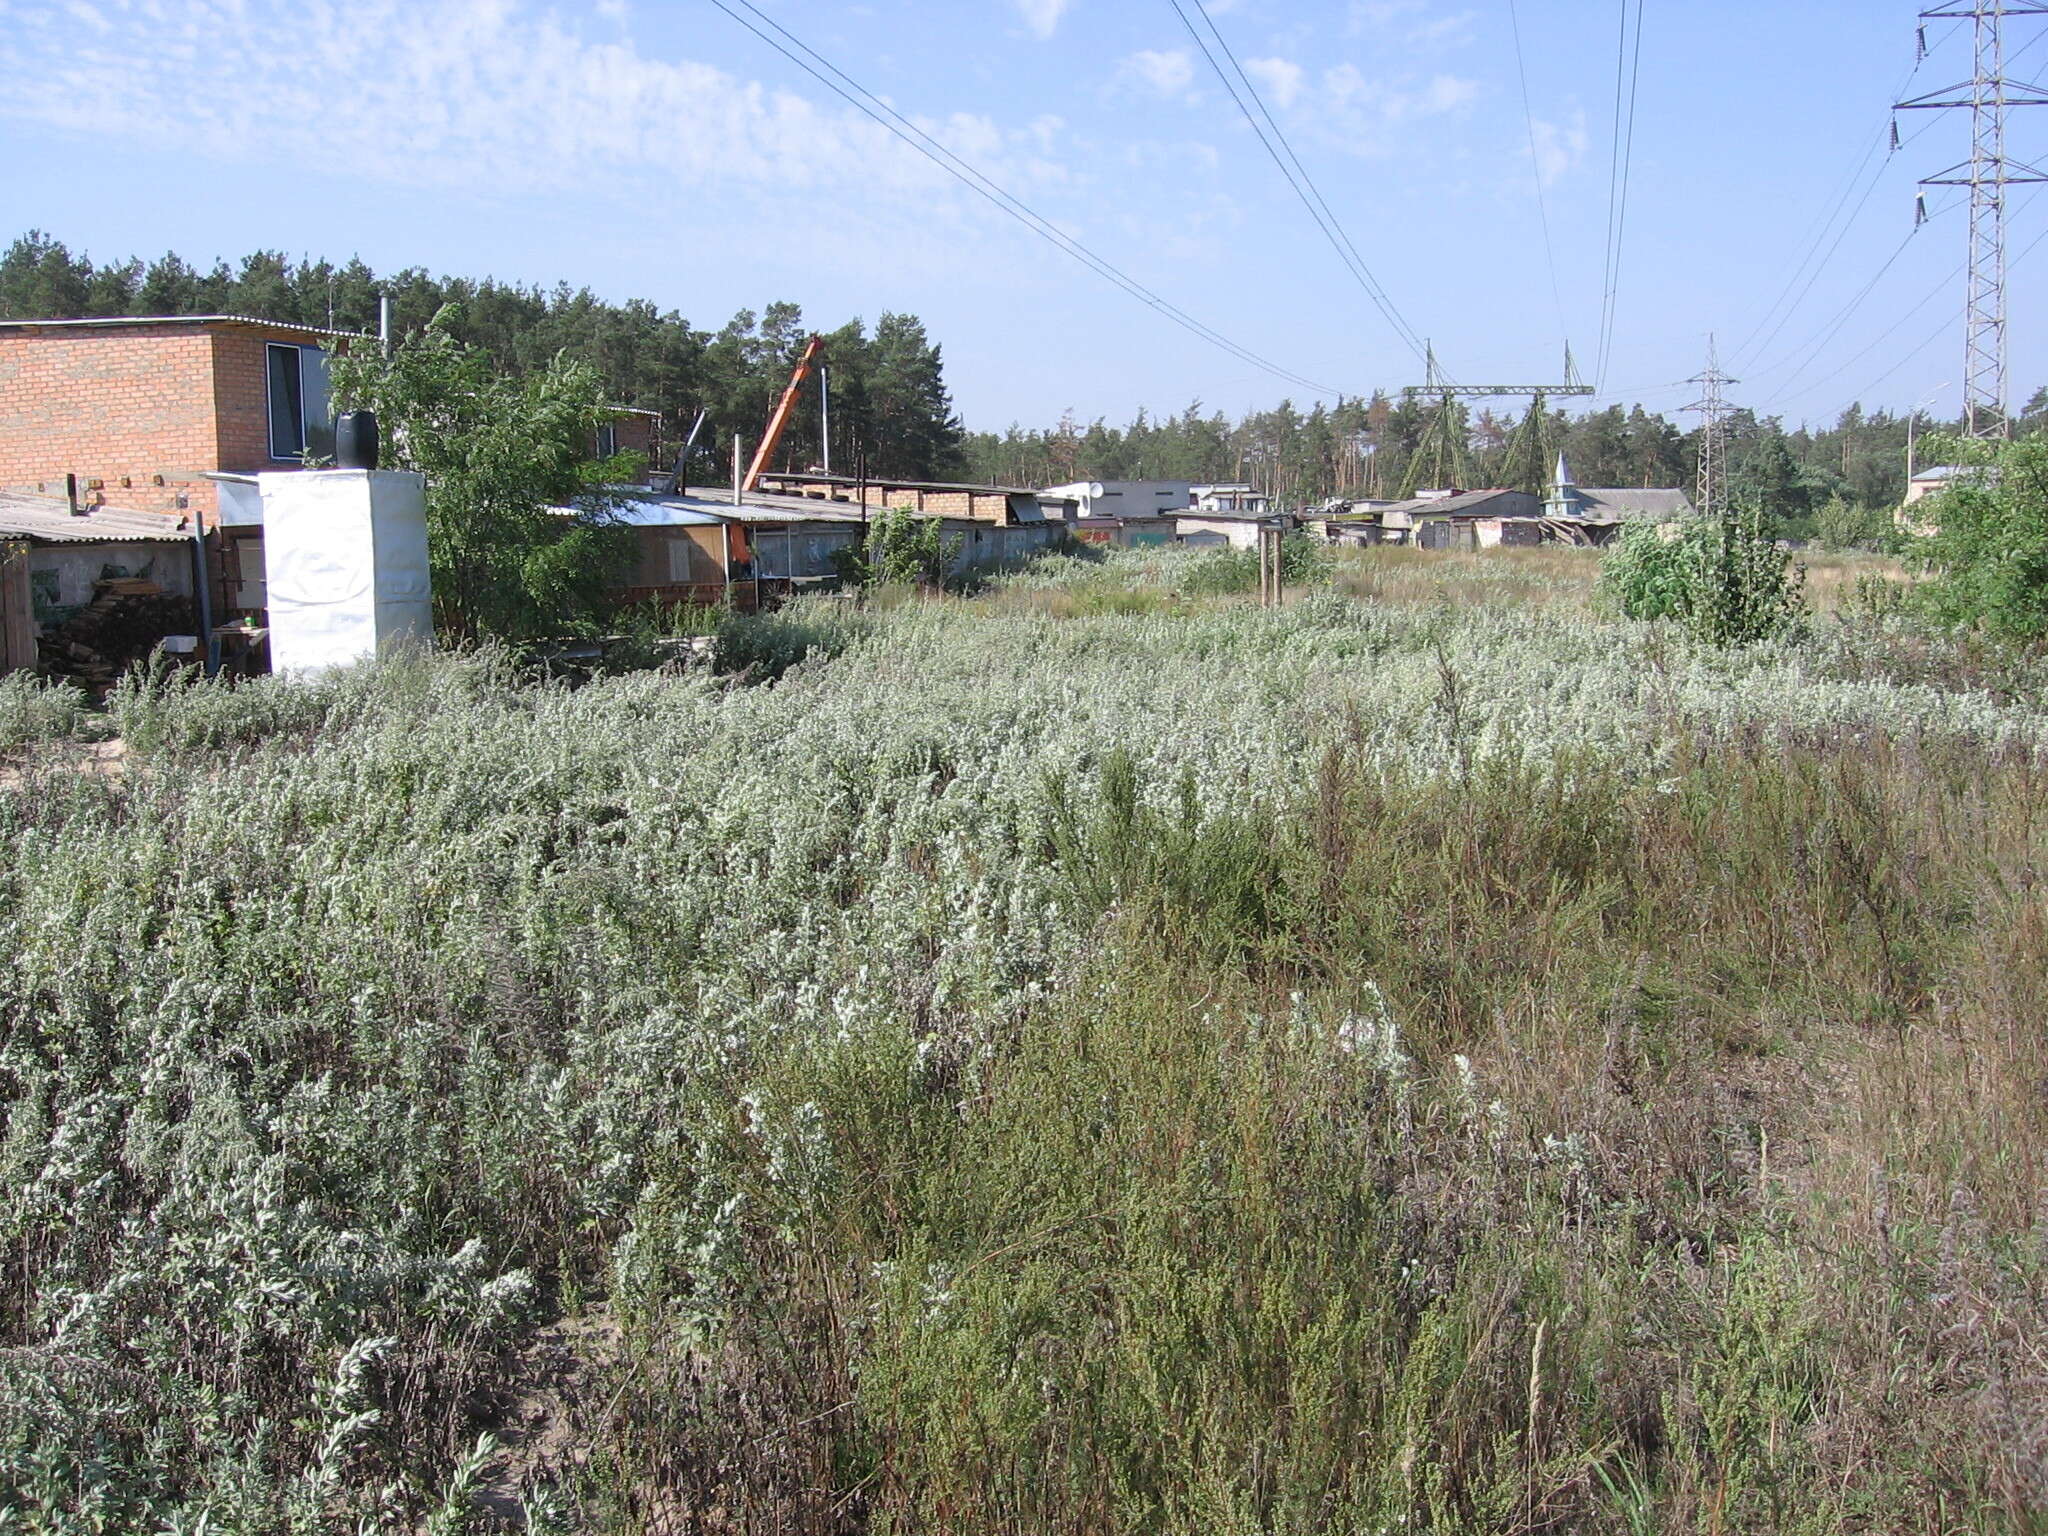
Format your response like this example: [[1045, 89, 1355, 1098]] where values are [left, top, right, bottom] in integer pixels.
[[379, 294, 392, 357]]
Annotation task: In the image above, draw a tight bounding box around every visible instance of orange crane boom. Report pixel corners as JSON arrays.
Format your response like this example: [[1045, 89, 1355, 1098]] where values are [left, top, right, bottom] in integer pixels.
[[742, 334, 825, 494]]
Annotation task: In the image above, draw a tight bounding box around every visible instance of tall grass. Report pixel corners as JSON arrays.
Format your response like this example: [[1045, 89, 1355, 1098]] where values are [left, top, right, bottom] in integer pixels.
[[0, 575, 2043, 1531]]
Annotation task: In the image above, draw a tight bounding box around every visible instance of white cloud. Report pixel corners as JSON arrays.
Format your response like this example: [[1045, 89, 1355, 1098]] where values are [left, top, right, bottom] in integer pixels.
[[1016, 0, 1072, 40], [1123, 48, 1196, 99], [1316, 64, 1477, 154], [1244, 56, 1303, 111], [1528, 111, 1589, 188], [0, 0, 1075, 214], [1348, 2, 1474, 47]]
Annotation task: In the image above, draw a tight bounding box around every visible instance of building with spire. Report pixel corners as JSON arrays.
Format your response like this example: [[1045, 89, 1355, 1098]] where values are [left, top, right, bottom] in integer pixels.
[[1543, 451, 1695, 529]]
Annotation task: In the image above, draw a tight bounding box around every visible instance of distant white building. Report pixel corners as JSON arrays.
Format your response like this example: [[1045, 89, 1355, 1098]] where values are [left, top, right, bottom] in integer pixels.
[[1037, 480, 1193, 520], [1902, 464, 1972, 505], [1190, 483, 1272, 515]]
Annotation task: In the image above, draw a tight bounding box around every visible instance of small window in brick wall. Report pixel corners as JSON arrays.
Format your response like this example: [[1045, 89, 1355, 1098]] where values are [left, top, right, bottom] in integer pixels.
[[267, 343, 334, 461], [595, 422, 619, 460]]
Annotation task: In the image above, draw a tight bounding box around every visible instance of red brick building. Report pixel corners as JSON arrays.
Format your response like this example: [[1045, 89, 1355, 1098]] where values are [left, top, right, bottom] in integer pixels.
[[0, 314, 364, 525]]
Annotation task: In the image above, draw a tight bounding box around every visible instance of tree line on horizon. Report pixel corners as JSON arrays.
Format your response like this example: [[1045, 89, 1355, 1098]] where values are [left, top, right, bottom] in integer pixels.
[[0, 230, 963, 484], [4, 229, 2032, 543]]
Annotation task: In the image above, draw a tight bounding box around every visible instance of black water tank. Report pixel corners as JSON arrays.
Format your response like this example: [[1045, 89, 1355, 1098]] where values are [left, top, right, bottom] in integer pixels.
[[335, 410, 380, 471]]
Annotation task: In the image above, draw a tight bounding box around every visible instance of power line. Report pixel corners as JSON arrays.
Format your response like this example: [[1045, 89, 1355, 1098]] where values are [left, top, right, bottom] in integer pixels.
[[1728, 130, 1906, 373], [703, 0, 1344, 397], [1724, 58, 1948, 375], [1815, 185, 2048, 414], [1594, 0, 1644, 390], [1765, 263, 1962, 408], [1506, 0, 1569, 344], [1166, 0, 1432, 364], [1743, 220, 1936, 386]]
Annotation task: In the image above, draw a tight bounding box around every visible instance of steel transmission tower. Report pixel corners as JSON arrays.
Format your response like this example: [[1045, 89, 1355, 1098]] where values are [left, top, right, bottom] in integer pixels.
[[1896, 1, 2048, 438], [1684, 336, 1739, 520]]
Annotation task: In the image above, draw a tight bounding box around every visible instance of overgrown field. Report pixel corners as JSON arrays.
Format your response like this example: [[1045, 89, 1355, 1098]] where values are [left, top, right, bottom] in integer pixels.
[[3, 550, 2047, 1533]]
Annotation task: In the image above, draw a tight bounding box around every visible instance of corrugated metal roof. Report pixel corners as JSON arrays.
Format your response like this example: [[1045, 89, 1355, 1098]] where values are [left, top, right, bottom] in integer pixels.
[[1377, 489, 1539, 518], [607, 497, 727, 528], [0, 313, 365, 339], [1573, 488, 1695, 521], [562, 491, 875, 528], [0, 492, 194, 544]]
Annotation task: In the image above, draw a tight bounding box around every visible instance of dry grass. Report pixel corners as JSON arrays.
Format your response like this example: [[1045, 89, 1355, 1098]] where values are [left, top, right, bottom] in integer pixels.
[[1333, 544, 1605, 612], [1332, 543, 1912, 620]]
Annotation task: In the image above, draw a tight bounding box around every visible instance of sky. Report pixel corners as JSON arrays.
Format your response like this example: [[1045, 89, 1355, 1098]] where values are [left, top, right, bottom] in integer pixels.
[[0, 0, 2038, 435]]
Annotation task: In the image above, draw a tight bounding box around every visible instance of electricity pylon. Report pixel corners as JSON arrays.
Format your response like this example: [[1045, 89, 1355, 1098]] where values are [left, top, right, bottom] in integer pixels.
[[1683, 336, 1739, 520], [1896, 1, 2048, 439], [1400, 342, 1594, 400]]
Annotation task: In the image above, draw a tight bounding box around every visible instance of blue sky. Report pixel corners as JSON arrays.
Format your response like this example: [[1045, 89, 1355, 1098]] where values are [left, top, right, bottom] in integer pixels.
[[1, 0, 2039, 433]]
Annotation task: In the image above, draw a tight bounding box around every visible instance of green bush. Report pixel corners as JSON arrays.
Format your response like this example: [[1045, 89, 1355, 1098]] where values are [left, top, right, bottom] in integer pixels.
[[0, 670, 90, 751], [832, 506, 959, 588], [1177, 532, 1331, 596], [1812, 493, 1893, 552], [713, 596, 873, 679], [1598, 514, 1805, 644]]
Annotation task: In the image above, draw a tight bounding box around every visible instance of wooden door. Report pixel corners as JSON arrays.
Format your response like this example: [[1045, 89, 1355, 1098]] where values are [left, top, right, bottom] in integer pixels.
[[0, 541, 35, 676]]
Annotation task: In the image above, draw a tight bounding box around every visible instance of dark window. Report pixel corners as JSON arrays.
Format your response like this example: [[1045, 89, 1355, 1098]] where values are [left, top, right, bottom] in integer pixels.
[[267, 343, 333, 461], [596, 422, 619, 459]]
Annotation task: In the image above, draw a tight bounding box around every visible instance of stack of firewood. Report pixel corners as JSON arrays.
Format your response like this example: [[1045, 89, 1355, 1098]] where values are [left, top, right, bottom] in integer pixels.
[[38, 578, 197, 690]]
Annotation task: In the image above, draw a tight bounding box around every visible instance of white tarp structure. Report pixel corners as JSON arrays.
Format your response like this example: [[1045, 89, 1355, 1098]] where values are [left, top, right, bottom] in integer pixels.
[[258, 469, 432, 674]]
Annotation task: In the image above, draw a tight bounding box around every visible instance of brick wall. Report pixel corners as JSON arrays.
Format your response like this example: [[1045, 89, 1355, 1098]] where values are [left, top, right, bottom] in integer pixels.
[[212, 328, 282, 481], [0, 323, 219, 519], [609, 412, 657, 463], [0, 320, 346, 526]]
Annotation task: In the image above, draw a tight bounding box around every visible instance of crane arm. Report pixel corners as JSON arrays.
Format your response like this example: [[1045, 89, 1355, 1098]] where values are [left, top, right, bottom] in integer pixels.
[[742, 334, 825, 494]]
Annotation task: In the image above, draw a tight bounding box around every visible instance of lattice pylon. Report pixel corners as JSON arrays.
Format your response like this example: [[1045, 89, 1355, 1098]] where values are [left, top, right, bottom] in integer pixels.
[[1897, 1, 2048, 438], [1683, 336, 1738, 522]]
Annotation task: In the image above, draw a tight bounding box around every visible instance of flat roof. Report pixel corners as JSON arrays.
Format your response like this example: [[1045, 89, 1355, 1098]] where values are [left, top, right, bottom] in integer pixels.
[[755, 469, 1037, 496], [0, 492, 194, 544], [572, 490, 875, 528], [0, 313, 365, 340]]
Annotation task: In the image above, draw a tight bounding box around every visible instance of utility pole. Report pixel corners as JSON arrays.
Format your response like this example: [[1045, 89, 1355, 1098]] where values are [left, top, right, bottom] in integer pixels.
[[1683, 336, 1739, 521], [1896, 1, 2048, 438]]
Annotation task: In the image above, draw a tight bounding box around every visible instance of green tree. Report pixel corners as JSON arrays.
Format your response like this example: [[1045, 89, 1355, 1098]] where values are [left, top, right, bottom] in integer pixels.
[[328, 306, 638, 641], [1911, 432, 2048, 638], [1733, 429, 1810, 536], [0, 230, 92, 317]]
